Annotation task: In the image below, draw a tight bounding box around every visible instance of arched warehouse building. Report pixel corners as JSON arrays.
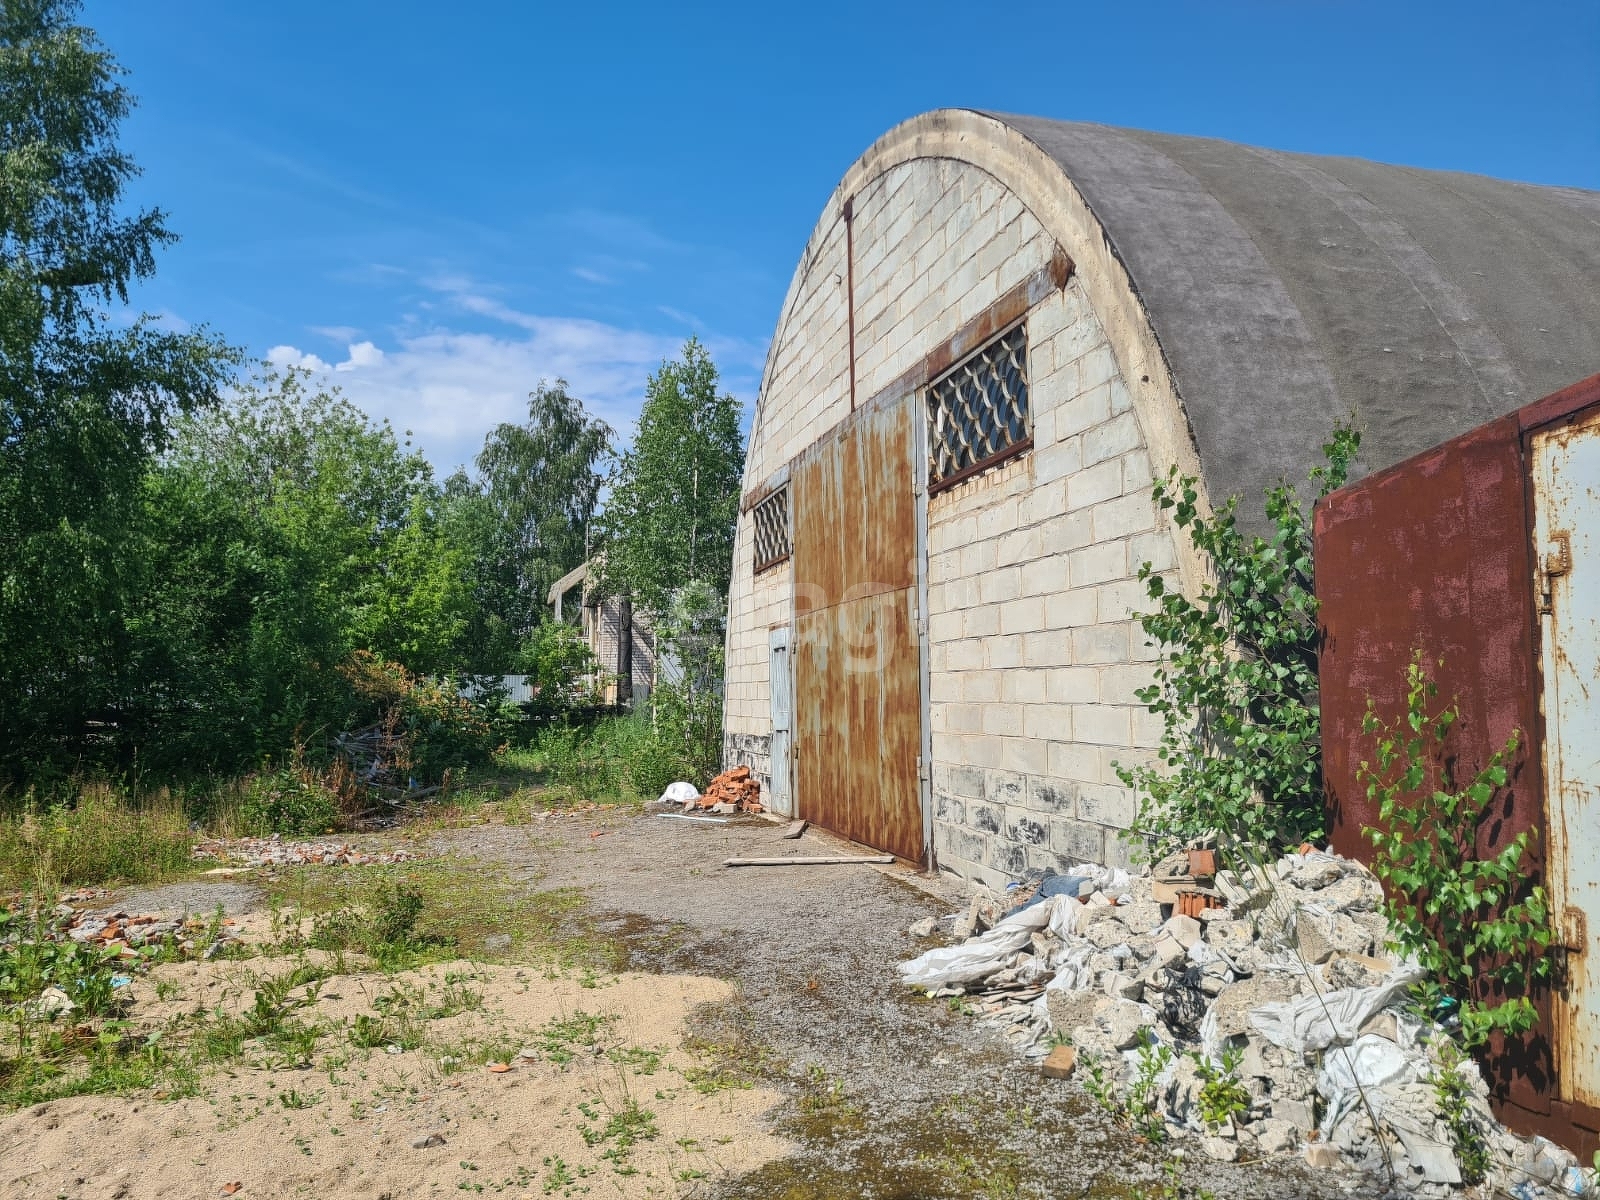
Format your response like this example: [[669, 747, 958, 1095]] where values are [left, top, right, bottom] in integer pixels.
[[721, 109, 1600, 888]]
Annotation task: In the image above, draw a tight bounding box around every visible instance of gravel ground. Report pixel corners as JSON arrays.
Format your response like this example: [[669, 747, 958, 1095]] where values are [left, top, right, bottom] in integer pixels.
[[428, 808, 1361, 1200]]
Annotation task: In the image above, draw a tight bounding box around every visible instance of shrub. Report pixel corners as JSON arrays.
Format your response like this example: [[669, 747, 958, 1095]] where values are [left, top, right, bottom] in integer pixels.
[[238, 765, 340, 837], [1361, 654, 1551, 1047], [338, 650, 499, 786], [1118, 424, 1359, 853]]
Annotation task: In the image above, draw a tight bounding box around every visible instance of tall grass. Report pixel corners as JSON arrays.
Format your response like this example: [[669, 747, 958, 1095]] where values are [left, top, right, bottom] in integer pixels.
[[0, 783, 193, 893]]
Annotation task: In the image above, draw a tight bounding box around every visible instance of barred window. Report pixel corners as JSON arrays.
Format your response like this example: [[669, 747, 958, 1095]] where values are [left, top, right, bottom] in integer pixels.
[[752, 487, 790, 572], [927, 323, 1030, 492]]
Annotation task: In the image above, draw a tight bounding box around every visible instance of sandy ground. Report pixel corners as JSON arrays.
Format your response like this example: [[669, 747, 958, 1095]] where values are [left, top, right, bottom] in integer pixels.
[[0, 957, 786, 1199], [0, 806, 1357, 1200]]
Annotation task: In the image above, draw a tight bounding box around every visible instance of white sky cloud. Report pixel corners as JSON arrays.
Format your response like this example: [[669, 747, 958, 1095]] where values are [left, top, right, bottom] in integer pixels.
[[265, 318, 682, 474]]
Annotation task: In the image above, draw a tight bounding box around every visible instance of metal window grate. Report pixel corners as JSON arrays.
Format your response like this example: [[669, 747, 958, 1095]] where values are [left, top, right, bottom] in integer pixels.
[[927, 324, 1030, 490], [752, 487, 790, 572]]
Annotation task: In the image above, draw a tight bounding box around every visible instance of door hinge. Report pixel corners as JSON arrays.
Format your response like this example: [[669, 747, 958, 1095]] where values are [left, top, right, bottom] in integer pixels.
[[1560, 907, 1588, 954], [916, 755, 930, 783], [1538, 530, 1572, 615]]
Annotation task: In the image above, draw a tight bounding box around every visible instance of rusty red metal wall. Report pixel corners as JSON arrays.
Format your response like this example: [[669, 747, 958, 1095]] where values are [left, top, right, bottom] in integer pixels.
[[1316, 370, 1600, 1154], [790, 392, 925, 864]]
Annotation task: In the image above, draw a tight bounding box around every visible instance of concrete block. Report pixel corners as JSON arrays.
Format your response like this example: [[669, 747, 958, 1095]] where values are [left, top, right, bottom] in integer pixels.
[[1043, 586, 1097, 630], [1066, 460, 1123, 511], [988, 838, 1027, 877], [1073, 704, 1131, 747], [978, 567, 1022, 605], [1098, 578, 1150, 623], [1021, 703, 1073, 741], [986, 770, 1026, 805], [1027, 776, 1076, 813], [932, 792, 965, 824], [1077, 783, 1137, 828], [1072, 623, 1129, 664], [1049, 667, 1100, 703], [1020, 629, 1073, 667], [1019, 553, 1071, 599], [1040, 510, 1094, 555], [986, 635, 1023, 669], [1069, 541, 1126, 587], [1085, 412, 1143, 466], [1057, 383, 1112, 438], [1047, 739, 1103, 783], [967, 799, 1003, 835], [1091, 493, 1156, 543], [949, 763, 986, 799], [1052, 817, 1106, 863], [1004, 809, 1051, 846], [1000, 597, 1047, 636], [981, 703, 1025, 737], [1000, 736, 1048, 775]]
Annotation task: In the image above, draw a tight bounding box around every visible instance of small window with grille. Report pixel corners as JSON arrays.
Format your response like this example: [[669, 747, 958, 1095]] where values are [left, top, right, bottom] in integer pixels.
[[752, 487, 790, 573], [927, 323, 1030, 492]]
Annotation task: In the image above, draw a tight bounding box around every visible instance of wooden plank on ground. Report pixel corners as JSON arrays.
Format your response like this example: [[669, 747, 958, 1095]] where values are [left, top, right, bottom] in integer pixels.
[[723, 855, 895, 867]]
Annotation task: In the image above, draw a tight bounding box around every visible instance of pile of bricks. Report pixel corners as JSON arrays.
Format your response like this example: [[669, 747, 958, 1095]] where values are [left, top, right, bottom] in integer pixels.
[[693, 766, 764, 814]]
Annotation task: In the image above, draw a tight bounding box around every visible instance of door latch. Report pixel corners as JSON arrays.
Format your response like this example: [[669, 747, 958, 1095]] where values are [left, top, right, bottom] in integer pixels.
[[1560, 907, 1587, 955], [1538, 530, 1572, 615]]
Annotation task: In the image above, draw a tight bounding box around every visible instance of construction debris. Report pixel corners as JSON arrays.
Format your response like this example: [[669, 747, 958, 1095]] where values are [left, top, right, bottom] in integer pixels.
[[690, 766, 765, 813], [191, 835, 416, 868], [900, 848, 1583, 1199], [780, 819, 808, 840]]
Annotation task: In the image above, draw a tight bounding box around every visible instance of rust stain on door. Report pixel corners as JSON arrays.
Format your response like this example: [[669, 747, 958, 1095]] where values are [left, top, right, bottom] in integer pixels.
[[791, 394, 924, 863], [1534, 405, 1600, 1108]]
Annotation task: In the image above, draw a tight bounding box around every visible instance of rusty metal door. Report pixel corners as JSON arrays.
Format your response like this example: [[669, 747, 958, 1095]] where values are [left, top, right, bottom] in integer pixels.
[[1534, 405, 1600, 1106], [768, 627, 793, 818], [790, 395, 925, 863]]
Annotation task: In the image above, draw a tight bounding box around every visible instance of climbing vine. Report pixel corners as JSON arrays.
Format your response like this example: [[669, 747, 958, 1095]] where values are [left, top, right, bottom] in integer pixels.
[[1360, 654, 1552, 1047], [1118, 424, 1360, 852]]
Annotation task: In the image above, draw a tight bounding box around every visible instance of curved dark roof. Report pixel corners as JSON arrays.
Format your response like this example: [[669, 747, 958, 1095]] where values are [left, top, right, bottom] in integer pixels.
[[989, 113, 1600, 505]]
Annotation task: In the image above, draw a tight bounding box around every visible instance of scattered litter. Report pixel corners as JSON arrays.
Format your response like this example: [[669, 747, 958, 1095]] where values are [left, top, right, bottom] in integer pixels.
[[724, 854, 895, 868], [220, 1183, 243, 1196], [900, 845, 1578, 1197], [658, 781, 701, 805], [486, 1062, 512, 1073], [191, 835, 416, 868]]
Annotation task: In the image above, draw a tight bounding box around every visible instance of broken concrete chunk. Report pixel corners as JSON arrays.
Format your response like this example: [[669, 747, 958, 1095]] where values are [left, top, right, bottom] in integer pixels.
[[1203, 918, 1255, 958], [908, 917, 938, 938], [1118, 901, 1163, 935], [1200, 1134, 1240, 1161], [1099, 998, 1150, 1051], [1255, 1118, 1299, 1154], [1085, 919, 1132, 950], [410, 1133, 447, 1149], [1162, 913, 1202, 949], [1294, 911, 1373, 965]]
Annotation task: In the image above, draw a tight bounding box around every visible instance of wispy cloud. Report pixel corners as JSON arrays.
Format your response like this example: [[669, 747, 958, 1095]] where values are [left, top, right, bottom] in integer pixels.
[[309, 324, 361, 343], [264, 316, 684, 474]]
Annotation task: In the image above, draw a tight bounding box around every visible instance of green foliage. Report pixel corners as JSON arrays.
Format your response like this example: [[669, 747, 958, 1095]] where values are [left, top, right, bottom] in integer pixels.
[[309, 881, 431, 968], [1428, 1038, 1490, 1184], [1191, 1046, 1250, 1132], [467, 381, 613, 664], [0, 785, 191, 891], [0, 0, 238, 781], [238, 762, 340, 837], [0, 907, 123, 1019], [1083, 1033, 1173, 1142], [517, 622, 602, 717], [1118, 424, 1360, 852], [1361, 654, 1551, 1047], [339, 650, 498, 785], [593, 338, 744, 615]]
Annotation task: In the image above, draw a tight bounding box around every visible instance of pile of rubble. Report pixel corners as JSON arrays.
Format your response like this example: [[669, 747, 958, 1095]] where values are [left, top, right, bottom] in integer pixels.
[[62, 906, 242, 959], [191, 835, 417, 868], [670, 766, 765, 815], [901, 848, 1585, 1199]]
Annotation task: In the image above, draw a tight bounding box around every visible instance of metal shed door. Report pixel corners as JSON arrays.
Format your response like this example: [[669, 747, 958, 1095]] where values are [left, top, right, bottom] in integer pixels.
[[768, 627, 793, 818], [790, 394, 925, 863], [1533, 406, 1600, 1107]]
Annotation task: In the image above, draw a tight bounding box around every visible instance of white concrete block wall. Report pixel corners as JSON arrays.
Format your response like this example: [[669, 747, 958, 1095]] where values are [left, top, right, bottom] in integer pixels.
[[723, 156, 1180, 886]]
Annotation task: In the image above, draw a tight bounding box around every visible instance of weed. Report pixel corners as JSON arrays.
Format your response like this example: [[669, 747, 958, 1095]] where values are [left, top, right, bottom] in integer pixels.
[[0, 785, 191, 891], [1191, 1046, 1250, 1132], [1429, 1039, 1489, 1184], [1084, 1033, 1174, 1143], [577, 1096, 658, 1174]]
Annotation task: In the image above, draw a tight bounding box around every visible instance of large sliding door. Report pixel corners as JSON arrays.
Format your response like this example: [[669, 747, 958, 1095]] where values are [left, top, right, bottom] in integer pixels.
[[790, 395, 925, 863]]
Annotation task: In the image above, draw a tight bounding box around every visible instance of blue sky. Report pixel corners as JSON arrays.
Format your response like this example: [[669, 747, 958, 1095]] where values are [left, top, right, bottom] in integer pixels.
[[89, 0, 1600, 474]]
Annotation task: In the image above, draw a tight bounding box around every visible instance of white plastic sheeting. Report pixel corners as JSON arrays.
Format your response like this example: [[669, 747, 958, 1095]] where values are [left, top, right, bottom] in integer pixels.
[[1248, 961, 1424, 1054], [898, 896, 1065, 989]]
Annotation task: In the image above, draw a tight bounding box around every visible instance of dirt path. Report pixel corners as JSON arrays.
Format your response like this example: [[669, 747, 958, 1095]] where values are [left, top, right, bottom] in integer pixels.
[[437, 809, 1354, 1200], [12, 806, 1355, 1200]]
